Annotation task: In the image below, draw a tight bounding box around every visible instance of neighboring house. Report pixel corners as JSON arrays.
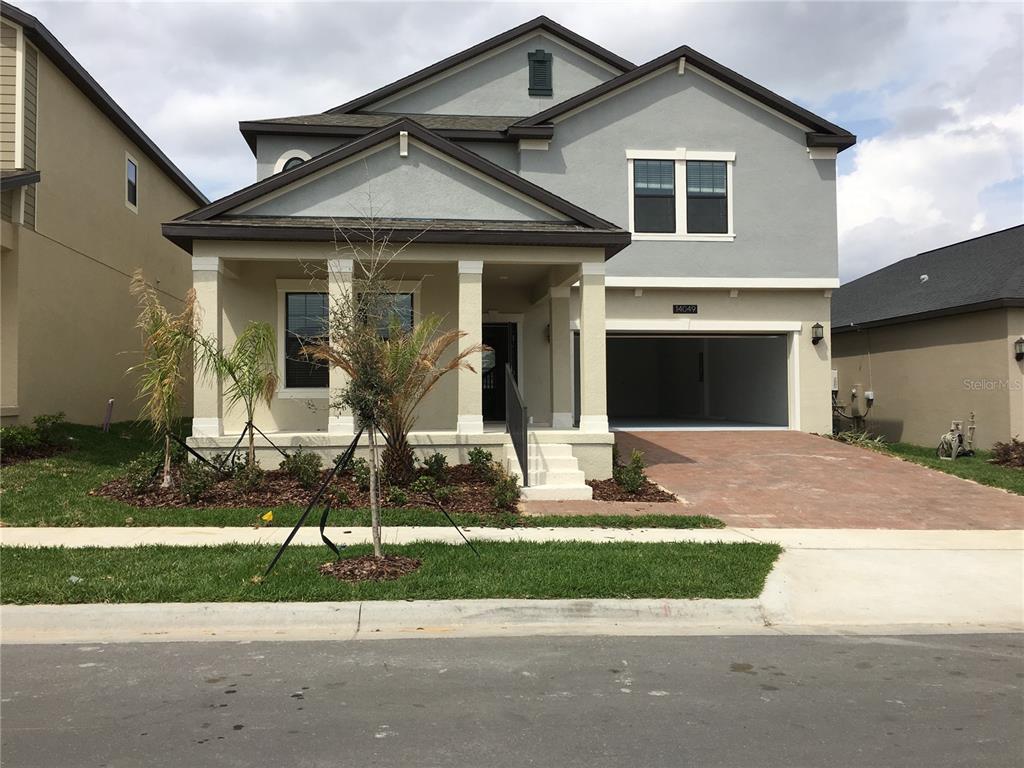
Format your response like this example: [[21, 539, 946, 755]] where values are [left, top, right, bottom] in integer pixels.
[[0, 4, 205, 426], [163, 16, 854, 496], [831, 225, 1024, 449]]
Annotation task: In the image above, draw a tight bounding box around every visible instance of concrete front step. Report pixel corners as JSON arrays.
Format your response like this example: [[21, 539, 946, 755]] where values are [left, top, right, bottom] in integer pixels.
[[520, 484, 594, 501], [519, 441, 592, 500]]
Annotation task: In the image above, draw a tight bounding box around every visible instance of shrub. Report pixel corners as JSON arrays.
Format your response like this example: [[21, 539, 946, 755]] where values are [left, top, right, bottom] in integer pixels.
[[613, 449, 648, 496], [410, 475, 437, 495], [233, 461, 266, 494], [280, 449, 323, 490], [332, 487, 352, 507], [990, 438, 1024, 469], [31, 412, 66, 446], [422, 452, 448, 482], [179, 460, 217, 502], [124, 450, 162, 495], [490, 462, 521, 511], [832, 430, 886, 449], [468, 446, 493, 476], [211, 452, 244, 477], [0, 425, 41, 459], [348, 457, 371, 492], [388, 487, 409, 506]]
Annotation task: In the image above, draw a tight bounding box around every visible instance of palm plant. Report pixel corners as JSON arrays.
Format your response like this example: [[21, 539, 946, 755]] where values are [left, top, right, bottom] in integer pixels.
[[194, 322, 278, 467], [127, 270, 198, 488]]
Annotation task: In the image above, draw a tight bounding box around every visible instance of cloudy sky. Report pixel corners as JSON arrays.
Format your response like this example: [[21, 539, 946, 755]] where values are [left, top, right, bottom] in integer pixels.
[[22, 0, 1023, 282]]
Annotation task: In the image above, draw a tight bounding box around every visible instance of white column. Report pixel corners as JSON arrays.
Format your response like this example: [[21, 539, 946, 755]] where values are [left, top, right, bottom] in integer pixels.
[[578, 262, 608, 433], [191, 255, 222, 437], [549, 286, 573, 429], [456, 259, 484, 434], [327, 257, 355, 435]]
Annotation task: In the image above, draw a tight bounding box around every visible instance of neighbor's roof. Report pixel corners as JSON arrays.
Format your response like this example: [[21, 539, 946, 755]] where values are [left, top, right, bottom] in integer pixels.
[[510, 44, 856, 150], [239, 113, 523, 155], [164, 118, 630, 256], [0, 168, 41, 191], [831, 225, 1024, 332], [0, 3, 206, 204], [325, 16, 634, 115]]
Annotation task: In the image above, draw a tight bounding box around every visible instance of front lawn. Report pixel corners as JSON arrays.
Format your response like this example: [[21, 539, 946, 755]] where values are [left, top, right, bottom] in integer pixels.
[[0, 422, 722, 529], [882, 442, 1024, 496], [0, 541, 780, 604]]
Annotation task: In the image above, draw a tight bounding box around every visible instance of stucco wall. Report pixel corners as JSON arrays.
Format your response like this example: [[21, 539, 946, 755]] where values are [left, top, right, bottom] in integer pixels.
[[245, 138, 564, 222], [832, 309, 1022, 449], [370, 33, 618, 116], [519, 67, 839, 281], [6, 47, 199, 425], [255, 134, 348, 181]]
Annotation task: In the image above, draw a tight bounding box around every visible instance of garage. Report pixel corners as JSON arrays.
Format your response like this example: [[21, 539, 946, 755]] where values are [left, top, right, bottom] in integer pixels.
[[600, 334, 790, 429]]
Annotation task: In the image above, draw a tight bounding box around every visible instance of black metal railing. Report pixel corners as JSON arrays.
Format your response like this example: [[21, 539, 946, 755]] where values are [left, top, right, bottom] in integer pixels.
[[505, 363, 529, 487]]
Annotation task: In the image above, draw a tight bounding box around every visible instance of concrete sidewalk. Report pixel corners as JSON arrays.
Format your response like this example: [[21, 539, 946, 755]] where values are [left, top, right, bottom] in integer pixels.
[[2, 527, 1021, 642]]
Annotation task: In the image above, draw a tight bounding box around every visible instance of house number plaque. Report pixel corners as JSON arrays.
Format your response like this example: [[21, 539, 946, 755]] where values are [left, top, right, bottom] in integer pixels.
[[672, 304, 698, 314]]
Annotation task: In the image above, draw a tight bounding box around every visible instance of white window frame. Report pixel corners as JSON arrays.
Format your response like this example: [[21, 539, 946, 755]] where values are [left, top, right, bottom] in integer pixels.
[[125, 151, 139, 213], [626, 148, 735, 241], [273, 150, 312, 175], [274, 278, 421, 399]]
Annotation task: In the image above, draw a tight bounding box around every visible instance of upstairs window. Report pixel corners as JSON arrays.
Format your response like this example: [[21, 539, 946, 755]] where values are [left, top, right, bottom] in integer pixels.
[[284, 292, 329, 389], [686, 160, 728, 234], [632, 159, 675, 233], [528, 49, 553, 96], [125, 154, 138, 211], [282, 156, 305, 172]]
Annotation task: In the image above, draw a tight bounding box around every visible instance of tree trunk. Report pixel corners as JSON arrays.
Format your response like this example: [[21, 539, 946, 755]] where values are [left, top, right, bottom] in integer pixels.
[[367, 428, 383, 558], [382, 434, 415, 487], [247, 421, 256, 467], [160, 433, 173, 488]]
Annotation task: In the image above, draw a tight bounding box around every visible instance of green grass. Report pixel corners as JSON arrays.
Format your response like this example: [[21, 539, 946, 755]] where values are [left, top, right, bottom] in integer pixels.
[[0, 541, 781, 604], [0, 422, 723, 529], [881, 442, 1024, 496]]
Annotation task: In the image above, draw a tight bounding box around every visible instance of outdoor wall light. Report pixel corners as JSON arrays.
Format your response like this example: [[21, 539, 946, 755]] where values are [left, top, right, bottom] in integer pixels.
[[811, 322, 825, 345], [1015, 337, 1024, 361]]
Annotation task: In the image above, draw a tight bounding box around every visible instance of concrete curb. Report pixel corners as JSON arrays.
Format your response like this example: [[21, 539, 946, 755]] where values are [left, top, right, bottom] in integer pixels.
[[3, 600, 1020, 644]]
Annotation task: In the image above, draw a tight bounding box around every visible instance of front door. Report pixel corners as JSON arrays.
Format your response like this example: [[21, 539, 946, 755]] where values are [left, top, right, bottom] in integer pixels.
[[482, 323, 517, 422]]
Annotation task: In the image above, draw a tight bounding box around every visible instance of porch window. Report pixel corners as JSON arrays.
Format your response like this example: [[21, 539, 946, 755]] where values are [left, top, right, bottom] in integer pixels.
[[632, 159, 675, 233], [686, 160, 728, 234], [362, 292, 414, 339], [284, 292, 328, 389]]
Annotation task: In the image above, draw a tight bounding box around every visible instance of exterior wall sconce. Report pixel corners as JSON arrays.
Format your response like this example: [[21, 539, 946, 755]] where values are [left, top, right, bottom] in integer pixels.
[[1015, 337, 1024, 361], [811, 322, 824, 345]]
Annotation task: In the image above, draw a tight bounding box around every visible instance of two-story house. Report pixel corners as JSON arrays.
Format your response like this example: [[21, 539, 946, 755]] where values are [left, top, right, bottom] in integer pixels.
[[163, 16, 854, 498], [0, 4, 205, 426]]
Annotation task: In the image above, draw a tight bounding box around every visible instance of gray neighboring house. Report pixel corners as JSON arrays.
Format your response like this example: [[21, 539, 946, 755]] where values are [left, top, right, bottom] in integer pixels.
[[832, 225, 1024, 449], [163, 15, 855, 498]]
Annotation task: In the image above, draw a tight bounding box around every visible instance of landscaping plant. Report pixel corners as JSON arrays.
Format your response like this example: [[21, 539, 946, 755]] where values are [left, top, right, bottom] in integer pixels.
[[127, 271, 197, 487], [613, 449, 649, 496], [422, 452, 448, 482], [989, 437, 1024, 469], [280, 449, 323, 490], [193, 321, 278, 468]]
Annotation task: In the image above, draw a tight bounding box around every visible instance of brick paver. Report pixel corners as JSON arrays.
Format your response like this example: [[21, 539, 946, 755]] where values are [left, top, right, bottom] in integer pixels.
[[526, 431, 1024, 529]]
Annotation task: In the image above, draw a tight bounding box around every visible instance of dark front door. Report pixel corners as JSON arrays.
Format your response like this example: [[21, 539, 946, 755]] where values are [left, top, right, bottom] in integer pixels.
[[482, 323, 517, 422]]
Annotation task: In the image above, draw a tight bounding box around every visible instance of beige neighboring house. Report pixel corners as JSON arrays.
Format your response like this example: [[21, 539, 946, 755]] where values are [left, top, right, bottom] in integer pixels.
[[831, 225, 1024, 450], [0, 4, 206, 426]]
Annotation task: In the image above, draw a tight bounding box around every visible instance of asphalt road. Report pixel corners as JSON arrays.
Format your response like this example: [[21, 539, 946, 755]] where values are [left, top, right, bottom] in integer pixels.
[[2, 634, 1021, 768]]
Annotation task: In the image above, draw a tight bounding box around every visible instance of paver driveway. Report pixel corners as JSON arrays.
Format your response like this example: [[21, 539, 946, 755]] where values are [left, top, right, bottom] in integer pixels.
[[614, 430, 1024, 529]]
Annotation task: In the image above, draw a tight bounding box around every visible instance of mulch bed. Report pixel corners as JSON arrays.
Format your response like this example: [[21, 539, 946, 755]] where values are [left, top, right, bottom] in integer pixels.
[[587, 478, 677, 502], [94, 462, 509, 518], [318, 554, 422, 582], [1, 444, 69, 466]]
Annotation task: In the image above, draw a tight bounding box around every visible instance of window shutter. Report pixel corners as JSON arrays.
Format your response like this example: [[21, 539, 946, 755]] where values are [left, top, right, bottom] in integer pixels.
[[528, 50, 553, 96]]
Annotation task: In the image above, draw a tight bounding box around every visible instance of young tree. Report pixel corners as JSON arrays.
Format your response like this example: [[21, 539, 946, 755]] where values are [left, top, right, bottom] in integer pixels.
[[193, 322, 278, 467], [127, 270, 198, 488]]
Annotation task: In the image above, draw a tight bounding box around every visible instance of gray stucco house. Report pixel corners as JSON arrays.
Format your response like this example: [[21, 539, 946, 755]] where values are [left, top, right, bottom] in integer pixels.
[[163, 16, 855, 498]]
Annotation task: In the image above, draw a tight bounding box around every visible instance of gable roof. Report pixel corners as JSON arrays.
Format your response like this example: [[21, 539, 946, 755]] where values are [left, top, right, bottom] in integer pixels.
[[510, 45, 856, 150], [1, 4, 206, 204], [238, 113, 521, 155], [325, 16, 634, 115], [165, 118, 630, 255], [831, 225, 1024, 332]]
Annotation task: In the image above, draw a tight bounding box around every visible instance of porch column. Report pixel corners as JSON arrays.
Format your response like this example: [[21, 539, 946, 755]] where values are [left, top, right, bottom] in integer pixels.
[[456, 259, 483, 433], [327, 257, 355, 434], [578, 262, 608, 433], [549, 286, 573, 428], [191, 255, 222, 437]]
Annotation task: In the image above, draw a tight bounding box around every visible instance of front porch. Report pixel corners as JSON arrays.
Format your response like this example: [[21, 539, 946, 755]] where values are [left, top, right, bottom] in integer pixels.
[[186, 243, 616, 484]]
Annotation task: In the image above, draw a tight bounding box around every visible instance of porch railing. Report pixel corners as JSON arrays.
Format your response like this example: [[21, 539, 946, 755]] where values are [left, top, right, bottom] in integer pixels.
[[504, 363, 529, 487]]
